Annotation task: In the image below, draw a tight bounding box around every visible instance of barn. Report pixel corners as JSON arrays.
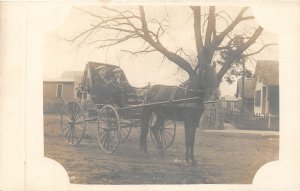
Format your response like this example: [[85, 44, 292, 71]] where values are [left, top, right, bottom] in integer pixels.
[[43, 71, 83, 113]]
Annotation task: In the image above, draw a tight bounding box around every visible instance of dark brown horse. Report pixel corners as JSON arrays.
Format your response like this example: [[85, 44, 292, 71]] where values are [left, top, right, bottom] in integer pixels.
[[139, 64, 219, 166]]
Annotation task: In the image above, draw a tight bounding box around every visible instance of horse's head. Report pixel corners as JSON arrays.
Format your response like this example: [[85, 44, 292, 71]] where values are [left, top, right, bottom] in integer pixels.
[[191, 64, 219, 102]]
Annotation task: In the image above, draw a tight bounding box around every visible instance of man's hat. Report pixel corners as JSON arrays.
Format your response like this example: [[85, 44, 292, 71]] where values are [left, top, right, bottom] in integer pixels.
[[113, 67, 122, 73]]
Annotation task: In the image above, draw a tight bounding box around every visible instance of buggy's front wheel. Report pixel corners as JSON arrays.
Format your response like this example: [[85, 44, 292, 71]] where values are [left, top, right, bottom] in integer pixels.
[[97, 105, 120, 154], [60, 100, 86, 145]]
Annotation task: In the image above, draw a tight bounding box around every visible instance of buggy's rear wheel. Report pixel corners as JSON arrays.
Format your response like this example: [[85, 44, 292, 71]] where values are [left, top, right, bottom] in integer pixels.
[[97, 105, 120, 154], [61, 100, 86, 145], [149, 112, 176, 149]]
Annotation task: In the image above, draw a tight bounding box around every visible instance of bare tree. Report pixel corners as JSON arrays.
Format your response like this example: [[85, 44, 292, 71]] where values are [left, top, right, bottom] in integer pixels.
[[67, 6, 276, 84]]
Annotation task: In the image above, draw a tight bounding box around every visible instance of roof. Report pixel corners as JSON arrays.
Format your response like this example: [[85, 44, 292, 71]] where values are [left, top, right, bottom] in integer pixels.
[[60, 71, 83, 80], [255, 60, 279, 85], [236, 78, 256, 99], [222, 95, 238, 101], [43, 78, 74, 83]]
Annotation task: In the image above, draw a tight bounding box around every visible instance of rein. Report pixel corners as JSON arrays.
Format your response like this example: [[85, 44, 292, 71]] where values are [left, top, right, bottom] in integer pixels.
[[175, 86, 207, 93]]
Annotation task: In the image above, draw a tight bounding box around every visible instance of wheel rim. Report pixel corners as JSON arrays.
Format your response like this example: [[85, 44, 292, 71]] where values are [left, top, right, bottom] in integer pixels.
[[61, 101, 86, 145], [149, 112, 176, 149], [97, 105, 120, 154]]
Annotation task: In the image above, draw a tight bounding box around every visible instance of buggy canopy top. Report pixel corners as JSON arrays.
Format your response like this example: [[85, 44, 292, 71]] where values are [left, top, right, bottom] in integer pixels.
[[80, 62, 129, 92]]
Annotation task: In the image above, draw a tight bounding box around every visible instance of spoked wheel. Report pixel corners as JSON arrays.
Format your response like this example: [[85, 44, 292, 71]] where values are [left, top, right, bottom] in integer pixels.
[[61, 100, 86, 145], [149, 112, 176, 149], [97, 105, 120, 154]]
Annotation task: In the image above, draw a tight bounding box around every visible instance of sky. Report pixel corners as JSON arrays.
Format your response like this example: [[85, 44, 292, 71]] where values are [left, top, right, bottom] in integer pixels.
[[44, 5, 278, 96]]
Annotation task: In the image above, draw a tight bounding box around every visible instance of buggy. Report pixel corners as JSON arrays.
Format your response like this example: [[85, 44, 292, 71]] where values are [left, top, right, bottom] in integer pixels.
[[61, 62, 179, 153]]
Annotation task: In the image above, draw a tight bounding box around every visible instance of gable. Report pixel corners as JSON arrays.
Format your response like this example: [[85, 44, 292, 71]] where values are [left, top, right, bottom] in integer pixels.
[[255, 60, 279, 86]]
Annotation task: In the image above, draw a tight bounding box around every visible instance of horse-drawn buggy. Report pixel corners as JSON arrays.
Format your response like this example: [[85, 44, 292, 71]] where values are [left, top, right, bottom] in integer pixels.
[[61, 61, 218, 164]]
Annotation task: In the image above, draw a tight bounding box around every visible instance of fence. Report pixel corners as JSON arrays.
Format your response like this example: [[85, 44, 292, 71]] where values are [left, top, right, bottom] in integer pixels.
[[224, 109, 279, 131]]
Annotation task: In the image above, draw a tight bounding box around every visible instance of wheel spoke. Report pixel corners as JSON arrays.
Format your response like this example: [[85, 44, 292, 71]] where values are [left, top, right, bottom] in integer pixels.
[[162, 130, 170, 144], [163, 127, 175, 130], [64, 107, 72, 120], [159, 131, 165, 146], [73, 104, 80, 120], [68, 127, 72, 142], [163, 120, 173, 128], [98, 129, 106, 137], [106, 131, 110, 150], [62, 115, 72, 123], [74, 113, 84, 122], [62, 124, 70, 132], [64, 126, 71, 138], [71, 102, 77, 119], [163, 128, 174, 136], [68, 102, 74, 119], [74, 120, 84, 125], [74, 125, 79, 143], [100, 132, 107, 144], [71, 128, 74, 144], [103, 133, 109, 149], [74, 124, 83, 131], [101, 134, 106, 148]]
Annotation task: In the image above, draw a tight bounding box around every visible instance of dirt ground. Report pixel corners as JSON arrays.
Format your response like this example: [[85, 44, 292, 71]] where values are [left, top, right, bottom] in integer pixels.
[[44, 114, 279, 184]]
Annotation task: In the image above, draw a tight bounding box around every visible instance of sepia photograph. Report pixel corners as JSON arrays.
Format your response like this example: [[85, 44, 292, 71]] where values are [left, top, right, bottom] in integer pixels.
[[42, 5, 280, 185], [3, 1, 300, 190]]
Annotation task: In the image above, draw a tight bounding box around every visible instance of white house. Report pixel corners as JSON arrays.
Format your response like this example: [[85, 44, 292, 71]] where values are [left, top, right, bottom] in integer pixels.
[[253, 60, 279, 116]]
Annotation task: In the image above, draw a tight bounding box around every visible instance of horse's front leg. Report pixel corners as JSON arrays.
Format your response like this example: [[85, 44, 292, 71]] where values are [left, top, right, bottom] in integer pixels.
[[189, 125, 198, 166], [189, 111, 203, 166], [184, 124, 190, 165]]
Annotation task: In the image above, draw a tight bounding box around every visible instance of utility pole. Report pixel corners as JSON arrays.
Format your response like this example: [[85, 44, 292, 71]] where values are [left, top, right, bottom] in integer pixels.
[[241, 61, 245, 112], [240, 60, 245, 128]]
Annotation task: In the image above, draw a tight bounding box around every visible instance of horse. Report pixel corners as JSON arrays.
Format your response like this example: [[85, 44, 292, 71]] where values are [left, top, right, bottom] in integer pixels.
[[139, 64, 219, 166]]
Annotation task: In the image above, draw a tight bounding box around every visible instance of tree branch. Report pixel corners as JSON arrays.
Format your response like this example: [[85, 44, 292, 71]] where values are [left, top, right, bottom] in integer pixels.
[[205, 6, 216, 46], [191, 6, 203, 59], [244, 43, 277, 57], [217, 26, 264, 81], [121, 48, 156, 55], [139, 6, 196, 77], [214, 7, 253, 47]]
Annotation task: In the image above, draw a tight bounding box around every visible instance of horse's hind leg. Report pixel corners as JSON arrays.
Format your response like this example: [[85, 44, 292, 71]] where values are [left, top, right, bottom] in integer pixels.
[[184, 123, 190, 164]]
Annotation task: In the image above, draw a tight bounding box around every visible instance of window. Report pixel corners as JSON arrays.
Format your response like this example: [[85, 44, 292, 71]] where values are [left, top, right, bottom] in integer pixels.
[[56, 84, 63, 98], [255, 90, 261, 106]]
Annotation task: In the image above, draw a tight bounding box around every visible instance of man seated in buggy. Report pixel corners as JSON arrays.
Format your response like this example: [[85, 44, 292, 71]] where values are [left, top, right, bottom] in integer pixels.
[[103, 67, 135, 107]]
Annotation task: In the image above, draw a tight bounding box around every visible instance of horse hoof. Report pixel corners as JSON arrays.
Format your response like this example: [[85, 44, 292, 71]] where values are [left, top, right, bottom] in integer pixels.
[[158, 150, 164, 157], [191, 160, 198, 166], [142, 152, 149, 158], [183, 159, 190, 166]]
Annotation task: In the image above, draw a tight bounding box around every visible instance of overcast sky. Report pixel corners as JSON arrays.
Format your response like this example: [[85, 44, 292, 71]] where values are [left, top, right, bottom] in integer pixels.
[[44, 5, 278, 96]]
